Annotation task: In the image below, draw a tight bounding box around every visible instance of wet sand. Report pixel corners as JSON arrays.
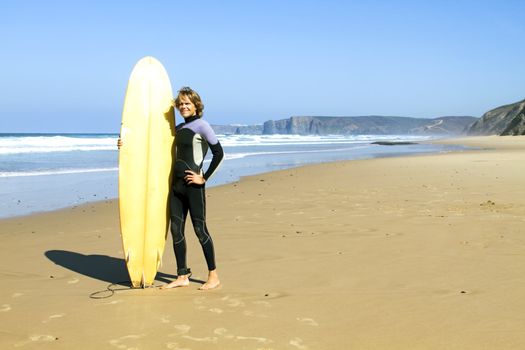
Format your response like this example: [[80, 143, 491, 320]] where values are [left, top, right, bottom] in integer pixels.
[[1, 135, 524, 349]]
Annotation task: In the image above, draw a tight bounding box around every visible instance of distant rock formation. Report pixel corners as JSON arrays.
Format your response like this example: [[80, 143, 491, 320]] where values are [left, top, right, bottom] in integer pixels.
[[371, 141, 418, 146], [262, 116, 476, 135], [211, 124, 263, 135], [466, 99, 525, 136]]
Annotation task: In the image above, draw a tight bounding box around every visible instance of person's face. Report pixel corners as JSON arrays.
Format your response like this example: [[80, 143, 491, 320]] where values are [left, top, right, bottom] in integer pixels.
[[177, 96, 197, 119]]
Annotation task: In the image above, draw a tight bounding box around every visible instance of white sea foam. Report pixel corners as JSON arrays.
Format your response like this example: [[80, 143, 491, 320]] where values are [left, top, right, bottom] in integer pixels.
[[0, 167, 118, 178], [218, 134, 431, 147], [0, 135, 117, 154], [222, 145, 371, 160], [0, 134, 431, 154]]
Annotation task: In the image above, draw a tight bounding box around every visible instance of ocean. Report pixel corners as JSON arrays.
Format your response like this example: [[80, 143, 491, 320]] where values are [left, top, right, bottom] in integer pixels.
[[0, 133, 468, 219]]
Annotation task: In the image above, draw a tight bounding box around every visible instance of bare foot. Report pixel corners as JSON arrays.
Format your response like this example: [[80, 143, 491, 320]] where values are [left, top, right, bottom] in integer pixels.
[[199, 270, 221, 290], [160, 274, 191, 289]]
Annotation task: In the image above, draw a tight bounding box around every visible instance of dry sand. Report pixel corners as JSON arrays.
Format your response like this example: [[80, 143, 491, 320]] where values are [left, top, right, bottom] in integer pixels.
[[1, 135, 524, 349]]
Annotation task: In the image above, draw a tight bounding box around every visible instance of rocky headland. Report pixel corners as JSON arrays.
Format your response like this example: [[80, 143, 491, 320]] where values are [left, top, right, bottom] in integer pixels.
[[262, 116, 476, 135], [466, 99, 525, 136], [213, 115, 477, 135], [213, 97, 525, 136]]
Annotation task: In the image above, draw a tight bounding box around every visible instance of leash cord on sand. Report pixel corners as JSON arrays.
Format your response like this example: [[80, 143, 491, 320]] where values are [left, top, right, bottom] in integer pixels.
[[89, 281, 162, 299]]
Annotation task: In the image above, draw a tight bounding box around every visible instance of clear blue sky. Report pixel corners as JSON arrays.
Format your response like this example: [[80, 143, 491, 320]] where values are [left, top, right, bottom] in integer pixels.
[[1, 0, 524, 132]]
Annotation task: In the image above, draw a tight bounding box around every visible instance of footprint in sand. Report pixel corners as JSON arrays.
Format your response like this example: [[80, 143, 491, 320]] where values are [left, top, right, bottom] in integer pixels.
[[213, 328, 234, 339], [96, 299, 124, 306], [181, 335, 218, 343], [221, 295, 245, 307], [15, 334, 59, 347], [214, 327, 273, 344], [235, 335, 273, 344], [169, 324, 191, 336], [109, 334, 145, 349], [42, 313, 65, 323], [252, 300, 272, 307], [195, 295, 271, 316], [243, 310, 268, 318], [290, 337, 309, 350], [219, 295, 272, 318], [296, 317, 319, 326], [165, 342, 191, 350], [1, 304, 11, 312], [193, 297, 206, 310]]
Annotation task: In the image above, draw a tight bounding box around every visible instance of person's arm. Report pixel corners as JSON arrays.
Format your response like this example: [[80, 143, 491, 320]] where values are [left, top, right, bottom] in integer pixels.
[[198, 120, 224, 181], [184, 121, 224, 185], [203, 141, 224, 181]]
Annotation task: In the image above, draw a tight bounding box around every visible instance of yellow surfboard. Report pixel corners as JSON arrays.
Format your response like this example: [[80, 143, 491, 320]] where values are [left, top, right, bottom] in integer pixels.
[[118, 56, 175, 288]]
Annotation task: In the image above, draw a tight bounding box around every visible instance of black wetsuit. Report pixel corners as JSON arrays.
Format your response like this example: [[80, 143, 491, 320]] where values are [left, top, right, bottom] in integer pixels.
[[170, 116, 224, 276]]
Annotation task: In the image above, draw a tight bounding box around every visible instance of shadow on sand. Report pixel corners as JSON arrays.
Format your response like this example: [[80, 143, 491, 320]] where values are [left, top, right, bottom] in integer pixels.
[[45, 250, 205, 287]]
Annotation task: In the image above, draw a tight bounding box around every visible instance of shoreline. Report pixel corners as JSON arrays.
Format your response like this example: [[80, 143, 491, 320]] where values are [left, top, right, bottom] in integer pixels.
[[430, 134, 525, 150], [1, 135, 524, 349], [1, 136, 471, 220]]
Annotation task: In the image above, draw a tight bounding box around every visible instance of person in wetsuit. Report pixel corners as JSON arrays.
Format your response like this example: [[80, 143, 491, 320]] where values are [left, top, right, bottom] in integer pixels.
[[161, 87, 224, 290]]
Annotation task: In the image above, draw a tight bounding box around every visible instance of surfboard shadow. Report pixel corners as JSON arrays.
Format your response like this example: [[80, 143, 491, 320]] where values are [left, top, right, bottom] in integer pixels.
[[45, 250, 203, 286]]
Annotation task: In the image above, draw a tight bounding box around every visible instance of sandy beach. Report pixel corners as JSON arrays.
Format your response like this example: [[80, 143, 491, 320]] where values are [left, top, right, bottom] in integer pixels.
[[1, 135, 524, 349]]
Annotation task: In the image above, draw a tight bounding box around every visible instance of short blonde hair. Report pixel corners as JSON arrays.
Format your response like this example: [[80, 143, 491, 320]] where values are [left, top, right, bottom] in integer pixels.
[[173, 87, 204, 117]]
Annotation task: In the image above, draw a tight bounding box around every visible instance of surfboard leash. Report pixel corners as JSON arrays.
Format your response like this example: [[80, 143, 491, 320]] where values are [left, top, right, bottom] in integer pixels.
[[89, 281, 163, 299]]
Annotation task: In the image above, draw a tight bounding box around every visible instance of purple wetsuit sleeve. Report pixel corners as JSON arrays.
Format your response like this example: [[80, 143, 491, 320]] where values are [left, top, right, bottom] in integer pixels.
[[195, 120, 219, 145]]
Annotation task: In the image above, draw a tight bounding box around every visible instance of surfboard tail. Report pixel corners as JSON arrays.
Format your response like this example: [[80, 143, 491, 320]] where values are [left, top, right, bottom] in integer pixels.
[[124, 249, 142, 288], [141, 271, 146, 289]]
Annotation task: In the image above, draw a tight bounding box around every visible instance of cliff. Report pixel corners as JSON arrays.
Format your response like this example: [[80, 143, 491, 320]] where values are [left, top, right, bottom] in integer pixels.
[[211, 124, 264, 135], [466, 99, 525, 136], [501, 109, 525, 136], [262, 116, 476, 135]]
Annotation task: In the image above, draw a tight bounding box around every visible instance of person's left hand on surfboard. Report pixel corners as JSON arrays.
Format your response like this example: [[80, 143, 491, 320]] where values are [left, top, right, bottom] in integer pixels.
[[184, 170, 205, 185]]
